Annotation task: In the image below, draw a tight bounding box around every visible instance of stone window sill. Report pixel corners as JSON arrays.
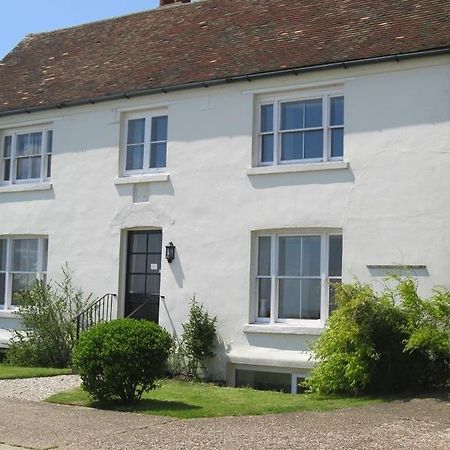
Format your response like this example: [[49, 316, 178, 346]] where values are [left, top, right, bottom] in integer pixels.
[[243, 324, 324, 335], [114, 173, 170, 185], [0, 310, 19, 319], [247, 160, 349, 176], [0, 182, 52, 194]]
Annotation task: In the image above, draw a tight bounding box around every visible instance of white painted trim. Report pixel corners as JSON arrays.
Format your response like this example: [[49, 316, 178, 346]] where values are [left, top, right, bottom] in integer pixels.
[[0, 118, 61, 130], [114, 173, 170, 185], [247, 160, 348, 176], [0, 182, 52, 193], [243, 323, 323, 335], [115, 101, 176, 113]]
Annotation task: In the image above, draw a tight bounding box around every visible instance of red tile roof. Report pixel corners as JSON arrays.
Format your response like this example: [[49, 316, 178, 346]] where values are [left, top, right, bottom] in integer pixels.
[[0, 0, 449, 116]]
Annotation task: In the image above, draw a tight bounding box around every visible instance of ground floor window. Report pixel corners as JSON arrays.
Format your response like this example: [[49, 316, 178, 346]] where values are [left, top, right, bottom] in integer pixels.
[[255, 231, 342, 324], [0, 237, 48, 310]]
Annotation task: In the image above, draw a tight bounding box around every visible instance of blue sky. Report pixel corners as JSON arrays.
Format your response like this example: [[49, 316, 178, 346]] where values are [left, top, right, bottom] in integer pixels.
[[1, 0, 160, 59]]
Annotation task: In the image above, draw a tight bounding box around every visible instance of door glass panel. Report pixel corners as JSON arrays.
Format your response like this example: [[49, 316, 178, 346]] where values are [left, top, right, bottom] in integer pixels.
[[145, 275, 160, 295], [128, 274, 146, 294], [147, 254, 160, 273], [129, 254, 147, 273], [130, 233, 147, 253], [147, 233, 162, 253]]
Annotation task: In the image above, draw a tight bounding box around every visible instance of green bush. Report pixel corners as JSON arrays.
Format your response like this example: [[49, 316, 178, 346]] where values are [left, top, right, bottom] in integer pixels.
[[306, 279, 450, 395], [7, 268, 91, 368], [73, 319, 173, 404]]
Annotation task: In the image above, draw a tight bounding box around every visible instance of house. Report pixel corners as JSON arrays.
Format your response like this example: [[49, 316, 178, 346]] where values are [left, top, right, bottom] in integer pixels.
[[0, 0, 449, 392]]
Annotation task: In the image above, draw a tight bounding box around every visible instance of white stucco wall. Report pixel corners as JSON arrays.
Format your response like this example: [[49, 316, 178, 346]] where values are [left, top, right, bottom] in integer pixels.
[[0, 55, 449, 379]]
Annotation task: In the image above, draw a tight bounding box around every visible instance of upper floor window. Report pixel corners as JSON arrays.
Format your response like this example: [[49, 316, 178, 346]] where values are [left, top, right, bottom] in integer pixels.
[[1, 128, 53, 184], [255, 231, 342, 325], [0, 237, 48, 310], [122, 110, 168, 176], [257, 91, 344, 166]]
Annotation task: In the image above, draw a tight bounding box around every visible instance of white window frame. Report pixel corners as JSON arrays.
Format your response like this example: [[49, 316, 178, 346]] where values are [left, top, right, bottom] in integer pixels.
[[0, 126, 53, 185], [253, 230, 342, 327], [120, 109, 168, 177], [255, 88, 344, 167], [0, 236, 48, 311]]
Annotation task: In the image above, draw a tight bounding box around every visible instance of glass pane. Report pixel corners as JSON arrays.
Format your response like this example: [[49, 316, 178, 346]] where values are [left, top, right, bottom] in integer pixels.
[[278, 278, 300, 319], [129, 254, 147, 273], [329, 278, 342, 314], [0, 240, 6, 271], [147, 233, 162, 253], [258, 278, 271, 318], [281, 101, 304, 130], [329, 235, 343, 277], [304, 130, 323, 159], [301, 236, 321, 276], [47, 155, 52, 178], [147, 254, 161, 273], [42, 239, 48, 272], [151, 116, 168, 142], [16, 158, 30, 180], [3, 136, 12, 157], [12, 273, 35, 306], [260, 104, 273, 133], [146, 274, 160, 294], [46, 130, 53, 153], [261, 134, 274, 163], [150, 142, 166, 168], [16, 133, 42, 156], [128, 274, 146, 294], [12, 239, 39, 272], [30, 156, 41, 179], [258, 236, 271, 276], [331, 128, 344, 158], [3, 159, 10, 181], [278, 237, 301, 276], [130, 233, 147, 253], [281, 132, 303, 161], [301, 279, 321, 319], [330, 96, 344, 126], [127, 118, 145, 145], [305, 99, 322, 128], [0, 273, 5, 306], [126, 144, 144, 170]]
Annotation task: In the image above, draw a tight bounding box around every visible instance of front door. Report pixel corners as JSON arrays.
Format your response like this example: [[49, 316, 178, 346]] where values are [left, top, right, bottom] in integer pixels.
[[125, 230, 162, 322]]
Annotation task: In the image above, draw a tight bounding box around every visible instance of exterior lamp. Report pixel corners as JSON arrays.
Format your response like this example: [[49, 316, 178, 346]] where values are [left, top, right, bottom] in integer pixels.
[[165, 242, 176, 263]]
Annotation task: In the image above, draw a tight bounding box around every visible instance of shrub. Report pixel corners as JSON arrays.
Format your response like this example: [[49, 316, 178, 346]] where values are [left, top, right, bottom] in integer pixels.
[[306, 279, 450, 395], [73, 319, 173, 404], [178, 298, 217, 380], [7, 268, 91, 368]]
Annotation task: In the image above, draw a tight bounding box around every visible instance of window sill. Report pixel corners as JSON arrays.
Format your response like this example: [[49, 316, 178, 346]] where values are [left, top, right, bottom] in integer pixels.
[[114, 173, 170, 185], [243, 324, 324, 335], [0, 310, 19, 319], [247, 160, 348, 176], [0, 182, 52, 194]]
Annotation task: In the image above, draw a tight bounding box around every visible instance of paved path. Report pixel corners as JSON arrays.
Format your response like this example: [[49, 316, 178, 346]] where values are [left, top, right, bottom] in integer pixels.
[[0, 395, 448, 449]]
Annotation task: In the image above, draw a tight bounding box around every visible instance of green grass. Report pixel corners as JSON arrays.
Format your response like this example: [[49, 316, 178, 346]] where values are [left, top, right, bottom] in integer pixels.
[[0, 364, 72, 380], [47, 379, 385, 419]]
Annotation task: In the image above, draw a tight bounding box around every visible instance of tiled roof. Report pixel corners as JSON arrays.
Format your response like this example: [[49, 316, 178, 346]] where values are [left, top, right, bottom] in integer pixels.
[[0, 0, 449, 115]]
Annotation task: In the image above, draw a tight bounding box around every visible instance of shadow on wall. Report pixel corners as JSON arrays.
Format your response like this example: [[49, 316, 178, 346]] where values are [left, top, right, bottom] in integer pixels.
[[0, 189, 55, 205], [115, 180, 175, 202], [245, 333, 314, 353]]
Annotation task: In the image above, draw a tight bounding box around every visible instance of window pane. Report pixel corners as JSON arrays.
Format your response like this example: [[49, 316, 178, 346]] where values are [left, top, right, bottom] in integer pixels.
[[129, 254, 146, 273], [146, 274, 160, 294], [126, 144, 144, 170], [281, 132, 303, 161], [331, 128, 344, 158], [16, 133, 42, 156], [151, 116, 168, 142], [258, 278, 271, 318], [130, 233, 147, 253], [128, 274, 146, 294], [46, 130, 53, 154], [329, 278, 342, 314], [0, 273, 5, 307], [330, 97, 344, 126], [260, 104, 273, 133], [304, 130, 323, 159], [261, 134, 274, 163], [278, 278, 300, 319], [12, 239, 39, 272], [3, 136, 12, 157], [147, 233, 162, 253], [281, 101, 303, 130], [147, 254, 161, 273], [278, 237, 301, 276], [12, 273, 36, 306], [47, 155, 52, 178], [258, 236, 271, 276], [304, 99, 322, 128], [30, 156, 41, 179], [301, 236, 321, 276], [3, 159, 10, 181], [0, 240, 6, 271], [329, 235, 343, 277], [301, 279, 321, 319], [42, 239, 48, 272], [16, 158, 29, 180], [150, 143, 166, 168], [127, 119, 145, 145]]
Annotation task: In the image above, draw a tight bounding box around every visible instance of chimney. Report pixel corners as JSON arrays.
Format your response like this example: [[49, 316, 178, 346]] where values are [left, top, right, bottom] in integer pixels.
[[160, 0, 191, 6]]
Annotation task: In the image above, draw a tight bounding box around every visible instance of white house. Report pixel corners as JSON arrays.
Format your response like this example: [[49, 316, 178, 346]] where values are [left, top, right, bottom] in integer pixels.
[[0, 0, 449, 392]]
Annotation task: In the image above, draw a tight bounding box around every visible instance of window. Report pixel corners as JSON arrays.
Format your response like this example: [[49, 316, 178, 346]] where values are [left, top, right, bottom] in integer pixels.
[[0, 237, 48, 310], [1, 128, 53, 184], [122, 111, 168, 175], [257, 91, 344, 166], [255, 232, 342, 324]]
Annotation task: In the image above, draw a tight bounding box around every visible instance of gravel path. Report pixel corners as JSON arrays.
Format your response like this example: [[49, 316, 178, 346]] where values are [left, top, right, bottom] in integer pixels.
[[0, 375, 80, 402]]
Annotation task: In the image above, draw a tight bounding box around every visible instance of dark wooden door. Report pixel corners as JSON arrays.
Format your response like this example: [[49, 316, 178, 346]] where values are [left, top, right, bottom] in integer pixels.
[[125, 230, 162, 322]]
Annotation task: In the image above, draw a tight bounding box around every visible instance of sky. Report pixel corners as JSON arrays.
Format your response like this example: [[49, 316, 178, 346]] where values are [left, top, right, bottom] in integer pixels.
[[0, 0, 160, 59]]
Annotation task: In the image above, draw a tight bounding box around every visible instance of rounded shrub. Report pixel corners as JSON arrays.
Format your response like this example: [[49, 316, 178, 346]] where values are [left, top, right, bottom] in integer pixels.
[[73, 319, 173, 404]]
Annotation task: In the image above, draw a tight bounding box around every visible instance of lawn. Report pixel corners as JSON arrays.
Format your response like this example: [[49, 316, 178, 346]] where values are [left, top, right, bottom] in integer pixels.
[[0, 364, 72, 380], [47, 379, 384, 419]]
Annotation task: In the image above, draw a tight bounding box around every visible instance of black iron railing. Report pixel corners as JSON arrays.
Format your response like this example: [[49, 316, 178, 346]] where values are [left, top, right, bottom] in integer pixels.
[[76, 293, 117, 339]]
